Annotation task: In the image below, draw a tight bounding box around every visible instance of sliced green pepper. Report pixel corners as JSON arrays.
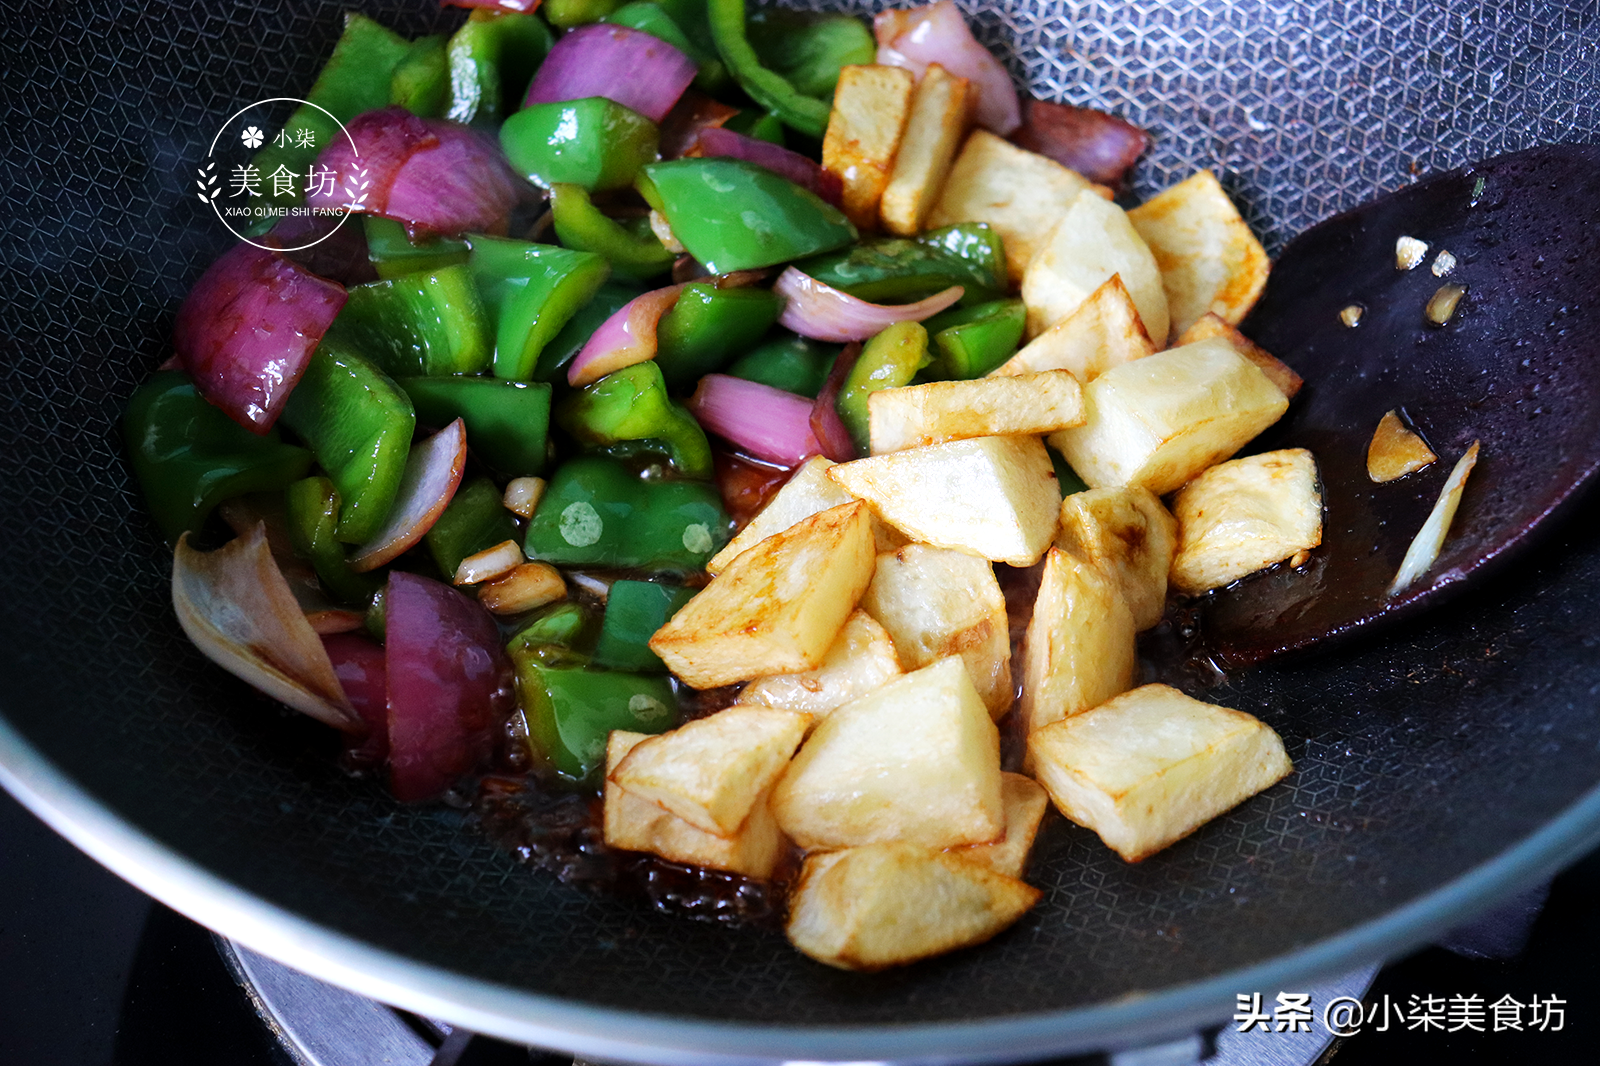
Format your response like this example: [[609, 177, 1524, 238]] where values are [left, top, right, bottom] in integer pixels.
[[247, 14, 412, 230], [725, 334, 839, 397], [794, 232, 1005, 306], [397, 376, 551, 477], [653, 282, 783, 390], [467, 236, 611, 381], [555, 361, 713, 479], [363, 216, 469, 280], [330, 264, 493, 377], [525, 455, 731, 570], [533, 280, 648, 383], [549, 184, 675, 282], [745, 6, 875, 100], [424, 476, 522, 580], [506, 601, 599, 661], [919, 299, 1027, 381], [645, 158, 856, 272], [591, 579, 697, 672], [706, 0, 829, 138], [602, 2, 728, 91], [446, 10, 555, 127], [124, 372, 313, 543], [512, 655, 677, 784], [388, 35, 450, 117], [837, 321, 930, 454], [284, 477, 383, 604], [1048, 443, 1089, 498], [279, 339, 416, 544], [918, 223, 1008, 294], [722, 107, 785, 145], [544, 0, 628, 29], [500, 98, 660, 192]]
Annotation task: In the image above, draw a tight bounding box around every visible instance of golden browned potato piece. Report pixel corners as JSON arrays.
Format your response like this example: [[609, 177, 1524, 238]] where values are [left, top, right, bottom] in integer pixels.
[[867, 370, 1084, 454], [822, 64, 916, 231], [1019, 546, 1136, 737], [786, 842, 1041, 971], [707, 456, 901, 575], [1021, 192, 1169, 343], [1048, 337, 1289, 495], [1169, 448, 1323, 595], [950, 772, 1050, 879], [880, 64, 973, 237], [740, 610, 903, 719], [1367, 410, 1437, 482], [989, 274, 1156, 383], [1056, 486, 1177, 632], [1176, 312, 1302, 399], [829, 435, 1061, 566], [1027, 684, 1292, 862], [650, 501, 876, 688], [771, 657, 1005, 850], [1128, 170, 1271, 343], [611, 706, 811, 836], [603, 732, 789, 878]]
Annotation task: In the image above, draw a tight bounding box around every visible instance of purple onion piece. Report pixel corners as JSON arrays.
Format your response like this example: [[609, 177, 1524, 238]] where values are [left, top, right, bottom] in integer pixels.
[[523, 24, 697, 124], [687, 374, 823, 466]]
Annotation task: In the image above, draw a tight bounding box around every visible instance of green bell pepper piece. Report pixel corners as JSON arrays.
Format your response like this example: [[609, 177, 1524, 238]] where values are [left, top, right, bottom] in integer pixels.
[[837, 321, 930, 454], [722, 107, 785, 145], [279, 340, 416, 544], [555, 362, 713, 479], [706, 0, 830, 138], [424, 476, 522, 580], [397, 376, 552, 477], [330, 264, 493, 377], [603, 2, 728, 91], [549, 184, 675, 282], [389, 35, 450, 117], [919, 223, 1008, 293], [544, 0, 628, 29], [124, 372, 313, 544], [645, 158, 856, 272], [247, 14, 412, 231], [592, 579, 696, 672], [284, 477, 383, 604], [725, 334, 838, 397], [501, 98, 660, 192], [532, 280, 647, 382], [745, 7, 875, 101], [919, 299, 1027, 381], [506, 601, 599, 661], [525, 455, 731, 569], [363, 216, 469, 280], [1048, 443, 1089, 498], [653, 282, 783, 390], [466, 236, 611, 381], [446, 10, 555, 127], [794, 231, 1005, 306], [512, 656, 677, 783]]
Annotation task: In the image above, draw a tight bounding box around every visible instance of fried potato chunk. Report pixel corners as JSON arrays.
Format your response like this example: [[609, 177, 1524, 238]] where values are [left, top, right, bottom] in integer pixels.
[[650, 501, 876, 688], [771, 657, 1004, 850], [1169, 448, 1323, 595], [989, 274, 1156, 383], [786, 842, 1041, 971], [1056, 486, 1177, 632], [740, 610, 902, 718], [1048, 337, 1289, 495], [1021, 192, 1169, 343], [604, 731, 788, 878], [951, 772, 1050, 879], [612, 706, 811, 836], [1128, 170, 1271, 342], [1367, 410, 1437, 482], [868, 371, 1084, 454], [707, 456, 899, 575], [823, 64, 916, 231], [880, 64, 973, 237], [1027, 684, 1292, 862], [1020, 546, 1136, 737], [861, 543, 1012, 718], [1176, 312, 1301, 399], [926, 130, 1103, 283], [829, 435, 1060, 566]]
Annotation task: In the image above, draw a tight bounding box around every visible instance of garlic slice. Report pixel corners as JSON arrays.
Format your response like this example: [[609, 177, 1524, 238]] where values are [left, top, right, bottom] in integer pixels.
[[1389, 442, 1480, 596]]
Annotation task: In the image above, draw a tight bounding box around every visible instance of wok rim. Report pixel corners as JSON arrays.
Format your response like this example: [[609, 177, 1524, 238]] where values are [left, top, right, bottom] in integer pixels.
[[4, 711, 1599, 1063]]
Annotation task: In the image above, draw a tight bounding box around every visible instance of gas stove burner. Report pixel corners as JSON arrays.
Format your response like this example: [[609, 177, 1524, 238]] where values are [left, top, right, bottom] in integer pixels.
[[220, 939, 1377, 1066]]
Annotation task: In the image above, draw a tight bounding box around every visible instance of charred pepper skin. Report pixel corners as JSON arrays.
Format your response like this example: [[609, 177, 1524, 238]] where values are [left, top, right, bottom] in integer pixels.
[[556, 362, 714, 480]]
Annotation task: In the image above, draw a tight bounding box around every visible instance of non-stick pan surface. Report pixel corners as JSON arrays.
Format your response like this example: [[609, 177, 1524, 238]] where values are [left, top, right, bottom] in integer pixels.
[[3, 1, 1599, 1061]]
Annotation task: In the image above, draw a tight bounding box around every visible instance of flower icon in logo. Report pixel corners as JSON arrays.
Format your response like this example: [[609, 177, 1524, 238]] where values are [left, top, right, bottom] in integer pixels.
[[240, 125, 265, 149]]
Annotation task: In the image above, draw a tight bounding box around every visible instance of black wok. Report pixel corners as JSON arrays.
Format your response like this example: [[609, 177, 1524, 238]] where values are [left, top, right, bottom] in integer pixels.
[[2, 1, 1599, 1061]]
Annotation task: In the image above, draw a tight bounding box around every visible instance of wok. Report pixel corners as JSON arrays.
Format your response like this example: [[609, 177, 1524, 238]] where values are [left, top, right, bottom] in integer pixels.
[[2, 0, 1599, 1061]]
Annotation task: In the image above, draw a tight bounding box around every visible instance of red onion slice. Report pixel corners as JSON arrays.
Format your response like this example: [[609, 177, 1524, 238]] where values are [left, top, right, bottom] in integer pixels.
[[774, 267, 963, 342], [172, 524, 358, 731], [567, 284, 686, 386], [688, 374, 823, 466], [323, 632, 389, 766], [349, 419, 468, 572], [1009, 98, 1150, 187], [810, 341, 861, 462], [523, 24, 697, 124], [874, 1, 1021, 135], [307, 108, 522, 238], [385, 571, 516, 803], [690, 127, 843, 207], [173, 243, 346, 433]]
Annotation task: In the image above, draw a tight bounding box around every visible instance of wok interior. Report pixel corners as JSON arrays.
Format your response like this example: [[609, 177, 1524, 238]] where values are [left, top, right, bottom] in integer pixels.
[[2, 0, 1599, 1037]]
